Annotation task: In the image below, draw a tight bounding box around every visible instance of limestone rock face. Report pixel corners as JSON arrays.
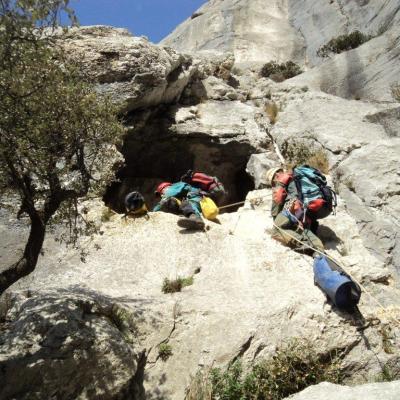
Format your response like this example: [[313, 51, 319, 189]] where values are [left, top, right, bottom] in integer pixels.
[[62, 26, 195, 112], [161, 0, 304, 68], [0, 290, 145, 400], [284, 380, 400, 400], [161, 0, 400, 101], [335, 140, 400, 269], [7, 192, 400, 399], [161, 0, 400, 67], [289, 25, 400, 101]]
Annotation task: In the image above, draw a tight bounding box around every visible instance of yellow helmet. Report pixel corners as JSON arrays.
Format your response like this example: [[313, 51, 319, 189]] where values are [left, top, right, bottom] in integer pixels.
[[265, 167, 283, 186]]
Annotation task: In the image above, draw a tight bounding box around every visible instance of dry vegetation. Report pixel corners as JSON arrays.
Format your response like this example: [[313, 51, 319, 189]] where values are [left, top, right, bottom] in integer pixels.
[[264, 102, 280, 124], [281, 141, 330, 174]]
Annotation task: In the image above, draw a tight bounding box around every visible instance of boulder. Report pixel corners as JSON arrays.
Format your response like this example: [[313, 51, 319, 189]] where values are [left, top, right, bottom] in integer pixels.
[[246, 152, 279, 188], [284, 380, 400, 400], [62, 26, 195, 112], [0, 290, 145, 400]]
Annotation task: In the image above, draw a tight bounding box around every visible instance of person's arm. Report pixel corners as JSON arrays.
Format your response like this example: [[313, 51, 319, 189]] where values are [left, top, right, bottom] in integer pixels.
[[153, 203, 162, 212], [271, 183, 287, 218], [153, 182, 189, 212]]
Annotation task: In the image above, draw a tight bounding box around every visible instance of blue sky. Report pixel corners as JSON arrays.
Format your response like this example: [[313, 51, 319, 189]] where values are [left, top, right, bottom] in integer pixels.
[[66, 0, 206, 43]]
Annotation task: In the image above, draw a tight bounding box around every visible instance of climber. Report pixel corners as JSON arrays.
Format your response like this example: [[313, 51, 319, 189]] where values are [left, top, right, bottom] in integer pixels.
[[266, 165, 336, 256], [153, 181, 205, 230]]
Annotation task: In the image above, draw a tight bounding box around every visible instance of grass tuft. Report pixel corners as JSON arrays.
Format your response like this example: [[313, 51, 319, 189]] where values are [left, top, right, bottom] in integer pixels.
[[162, 276, 194, 294], [158, 343, 173, 362]]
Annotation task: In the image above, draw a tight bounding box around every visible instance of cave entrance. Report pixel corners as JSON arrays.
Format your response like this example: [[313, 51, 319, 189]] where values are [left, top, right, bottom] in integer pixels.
[[105, 111, 256, 213]]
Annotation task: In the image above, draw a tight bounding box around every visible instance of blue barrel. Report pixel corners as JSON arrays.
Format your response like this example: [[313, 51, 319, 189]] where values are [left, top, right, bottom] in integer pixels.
[[313, 255, 361, 309]]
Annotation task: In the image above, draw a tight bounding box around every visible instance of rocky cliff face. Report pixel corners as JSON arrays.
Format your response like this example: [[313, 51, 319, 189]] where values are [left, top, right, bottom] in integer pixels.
[[162, 0, 400, 101], [3, 192, 400, 398], [2, 1, 400, 398]]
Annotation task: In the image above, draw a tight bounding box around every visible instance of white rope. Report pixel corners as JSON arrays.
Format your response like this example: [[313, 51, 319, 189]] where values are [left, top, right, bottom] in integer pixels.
[[273, 222, 400, 327]]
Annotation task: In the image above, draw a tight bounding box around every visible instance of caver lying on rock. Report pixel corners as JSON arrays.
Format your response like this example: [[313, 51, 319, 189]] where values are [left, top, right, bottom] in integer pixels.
[[153, 172, 225, 230], [153, 181, 206, 230], [267, 165, 336, 255]]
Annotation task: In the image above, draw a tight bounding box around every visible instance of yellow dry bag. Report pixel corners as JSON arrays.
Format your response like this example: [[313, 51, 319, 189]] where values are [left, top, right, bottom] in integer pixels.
[[200, 197, 219, 220]]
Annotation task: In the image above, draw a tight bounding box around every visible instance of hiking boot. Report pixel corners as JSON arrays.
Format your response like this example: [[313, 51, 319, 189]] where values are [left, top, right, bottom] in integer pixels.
[[177, 214, 205, 230]]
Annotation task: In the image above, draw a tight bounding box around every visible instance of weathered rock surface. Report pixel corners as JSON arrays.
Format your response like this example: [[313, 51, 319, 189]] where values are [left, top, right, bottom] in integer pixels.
[[162, 0, 400, 101], [162, 0, 304, 68], [161, 0, 400, 67], [62, 26, 194, 112], [0, 290, 145, 400], [6, 192, 400, 399], [284, 380, 400, 400], [335, 140, 400, 270], [289, 25, 400, 101]]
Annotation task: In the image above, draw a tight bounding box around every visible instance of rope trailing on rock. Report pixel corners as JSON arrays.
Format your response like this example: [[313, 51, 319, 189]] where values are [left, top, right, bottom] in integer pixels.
[[273, 222, 400, 328]]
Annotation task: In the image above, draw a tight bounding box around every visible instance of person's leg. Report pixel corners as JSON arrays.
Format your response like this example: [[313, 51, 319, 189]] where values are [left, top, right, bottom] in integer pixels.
[[178, 196, 204, 230], [272, 213, 305, 248], [272, 212, 325, 254], [300, 229, 325, 253], [180, 198, 201, 217]]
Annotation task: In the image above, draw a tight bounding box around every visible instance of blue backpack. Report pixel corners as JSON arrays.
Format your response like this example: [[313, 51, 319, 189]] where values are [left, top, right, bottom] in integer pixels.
[[293, 165, 337, 219]]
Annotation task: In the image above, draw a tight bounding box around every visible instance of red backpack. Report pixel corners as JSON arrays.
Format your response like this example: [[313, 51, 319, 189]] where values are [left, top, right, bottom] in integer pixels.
[[181, 170, 225, 198]]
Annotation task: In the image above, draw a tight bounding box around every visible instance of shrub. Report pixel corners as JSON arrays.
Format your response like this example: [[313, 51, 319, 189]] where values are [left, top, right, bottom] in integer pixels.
[[158, 343, 173, 362], [185, 339, 343, 400], [260, 61, 302, 82], [162, 276, 194, 294], [281, 141, 330, 174], [317, 31, 372, 58]]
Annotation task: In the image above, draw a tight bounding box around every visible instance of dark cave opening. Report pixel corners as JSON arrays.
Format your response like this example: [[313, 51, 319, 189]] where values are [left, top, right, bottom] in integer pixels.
[[104, 109, 256, 213]]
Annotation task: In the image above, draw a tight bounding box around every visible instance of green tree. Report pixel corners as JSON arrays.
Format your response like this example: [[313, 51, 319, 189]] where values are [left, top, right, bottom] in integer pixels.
[[0, 0, 124, 293]]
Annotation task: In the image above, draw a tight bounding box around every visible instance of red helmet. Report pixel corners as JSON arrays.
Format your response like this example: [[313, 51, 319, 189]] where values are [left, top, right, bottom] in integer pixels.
[[155, 182, 171, 196]]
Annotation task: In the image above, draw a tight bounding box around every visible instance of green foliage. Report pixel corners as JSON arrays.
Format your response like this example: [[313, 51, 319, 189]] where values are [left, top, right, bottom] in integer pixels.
[[281, 141, 330, 174], [260, 61, 302, 82], [317, 31, 372, 58], [0, 0, 124, 292], [162, 276, 194, 294], [186, 339, 343, 400], [158, 343, 173, 362], [375, 363, 400, 383]]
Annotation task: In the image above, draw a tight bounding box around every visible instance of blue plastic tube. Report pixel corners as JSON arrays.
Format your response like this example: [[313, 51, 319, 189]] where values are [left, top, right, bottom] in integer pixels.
[[313, 255, 361, 309]]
